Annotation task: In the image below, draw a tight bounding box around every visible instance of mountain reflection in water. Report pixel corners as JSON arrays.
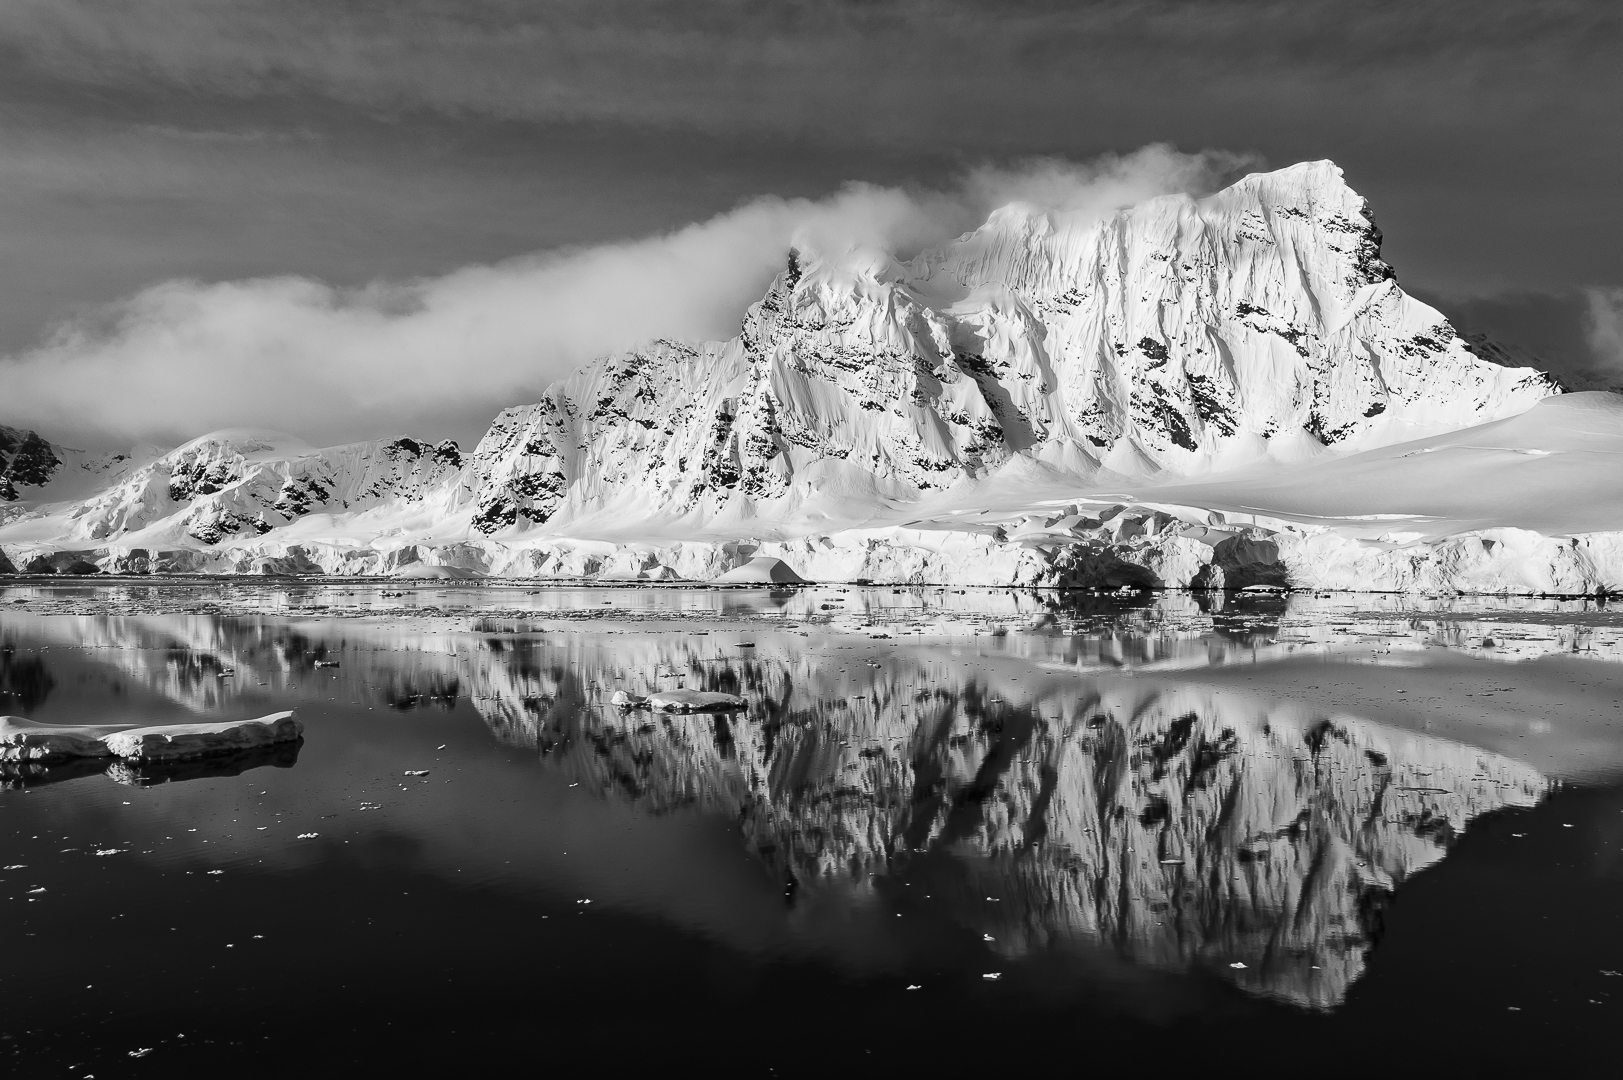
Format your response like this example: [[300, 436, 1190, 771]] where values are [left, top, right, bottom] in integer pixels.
[[0, 610, 1553, 1010], [514, 649, 1546, 1009]]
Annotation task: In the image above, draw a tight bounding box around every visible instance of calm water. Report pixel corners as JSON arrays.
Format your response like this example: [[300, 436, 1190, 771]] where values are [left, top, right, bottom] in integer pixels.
[[3, 584, 1623, 1075]]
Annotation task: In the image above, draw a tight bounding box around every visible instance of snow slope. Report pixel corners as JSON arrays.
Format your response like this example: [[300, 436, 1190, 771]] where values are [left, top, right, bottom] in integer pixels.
[[4, 159, 1620, 593], [0, 424, 145, 510]]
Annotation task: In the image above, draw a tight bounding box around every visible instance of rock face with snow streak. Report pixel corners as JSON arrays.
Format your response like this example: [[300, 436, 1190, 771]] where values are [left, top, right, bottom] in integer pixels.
[[0, 424, 140, 510], [466, 161, 1553, 536]]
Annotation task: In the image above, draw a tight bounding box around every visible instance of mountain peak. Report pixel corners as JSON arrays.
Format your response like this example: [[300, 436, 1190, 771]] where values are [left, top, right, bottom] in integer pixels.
[[459, 161, 1554, 538]]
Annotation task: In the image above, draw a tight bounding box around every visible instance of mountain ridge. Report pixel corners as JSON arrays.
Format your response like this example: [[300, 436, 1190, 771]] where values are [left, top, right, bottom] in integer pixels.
[[8, 159, 1620, 593]]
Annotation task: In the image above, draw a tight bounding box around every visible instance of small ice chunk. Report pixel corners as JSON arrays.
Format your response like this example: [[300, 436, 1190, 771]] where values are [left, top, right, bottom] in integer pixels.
[[982, 973, 1001, 980], [609, 690, 646, 708], [714, 557, 807, 584], [644, 690, 747, 713], [404, 770, 429, 777], [296, 833, 318, 839]]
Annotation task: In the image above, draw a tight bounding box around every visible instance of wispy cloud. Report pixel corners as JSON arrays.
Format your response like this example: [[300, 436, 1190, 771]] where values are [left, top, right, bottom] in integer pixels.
[[0, 145, 1249, 447], [1587, 287, 1623, 381]]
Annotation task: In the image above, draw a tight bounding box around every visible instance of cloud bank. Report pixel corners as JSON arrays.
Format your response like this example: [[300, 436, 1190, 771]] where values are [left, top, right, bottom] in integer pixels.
[[1588, 288, 1623, 383], [0, 145, 1252, 448]]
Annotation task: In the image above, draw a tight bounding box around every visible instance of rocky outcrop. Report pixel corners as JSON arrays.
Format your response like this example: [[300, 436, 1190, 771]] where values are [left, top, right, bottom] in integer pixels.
[[0, 424, 135, 507], [0, 426, 61, 501]]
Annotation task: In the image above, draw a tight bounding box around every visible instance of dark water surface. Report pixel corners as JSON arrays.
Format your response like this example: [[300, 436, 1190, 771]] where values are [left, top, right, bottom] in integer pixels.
[[3, 584, 1623, 1075]]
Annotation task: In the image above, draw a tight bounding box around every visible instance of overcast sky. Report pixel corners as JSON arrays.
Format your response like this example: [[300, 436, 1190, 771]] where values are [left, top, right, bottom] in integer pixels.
[[1, 0, 1619, 448]]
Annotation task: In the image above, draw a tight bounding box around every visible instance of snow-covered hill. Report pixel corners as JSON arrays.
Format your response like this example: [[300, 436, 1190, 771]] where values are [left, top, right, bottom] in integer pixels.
[[7, 159, 1623, 592]]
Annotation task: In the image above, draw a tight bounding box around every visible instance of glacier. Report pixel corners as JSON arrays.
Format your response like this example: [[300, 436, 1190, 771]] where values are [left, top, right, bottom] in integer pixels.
[[5, 159, 1622, 594]]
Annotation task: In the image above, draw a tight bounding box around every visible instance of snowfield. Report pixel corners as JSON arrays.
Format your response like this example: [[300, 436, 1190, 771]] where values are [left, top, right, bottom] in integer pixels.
[[3, 161, 1620, 594]]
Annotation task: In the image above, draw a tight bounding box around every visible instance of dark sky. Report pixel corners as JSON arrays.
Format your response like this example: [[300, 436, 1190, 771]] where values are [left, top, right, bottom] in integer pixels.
[[1, 0, 1619, 446]]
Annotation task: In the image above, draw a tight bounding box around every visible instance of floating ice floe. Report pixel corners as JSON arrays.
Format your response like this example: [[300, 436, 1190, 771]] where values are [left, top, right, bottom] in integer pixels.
[[392, 562, 484, 580], [0, 711, 302, 763], [609, 690, 746, 712], [714, 557, 808, 585]]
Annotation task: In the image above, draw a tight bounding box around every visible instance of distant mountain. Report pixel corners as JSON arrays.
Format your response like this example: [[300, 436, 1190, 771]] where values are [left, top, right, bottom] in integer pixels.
[[3, 429, 462, 550], [0, 424, 137, 507]]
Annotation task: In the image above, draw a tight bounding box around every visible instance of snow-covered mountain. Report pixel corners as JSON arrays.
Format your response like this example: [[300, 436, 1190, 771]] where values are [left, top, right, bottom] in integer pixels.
[[465, 160, 1552, 536], [8, 159, 1623, 592], [0, 424, 143, 509], [0, 430, 461, 557]]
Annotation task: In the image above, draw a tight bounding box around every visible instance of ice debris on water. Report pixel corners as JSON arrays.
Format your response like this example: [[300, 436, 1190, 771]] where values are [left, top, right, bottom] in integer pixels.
[[906, 985, 921, 991], [1230, 962, 1248, 969], [404, 770, 429, 777], [129, 1048, 153, 1058], [297, 833, 318, 839], [93, 849, 122, 856], [982, 973, 1001, 981]]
